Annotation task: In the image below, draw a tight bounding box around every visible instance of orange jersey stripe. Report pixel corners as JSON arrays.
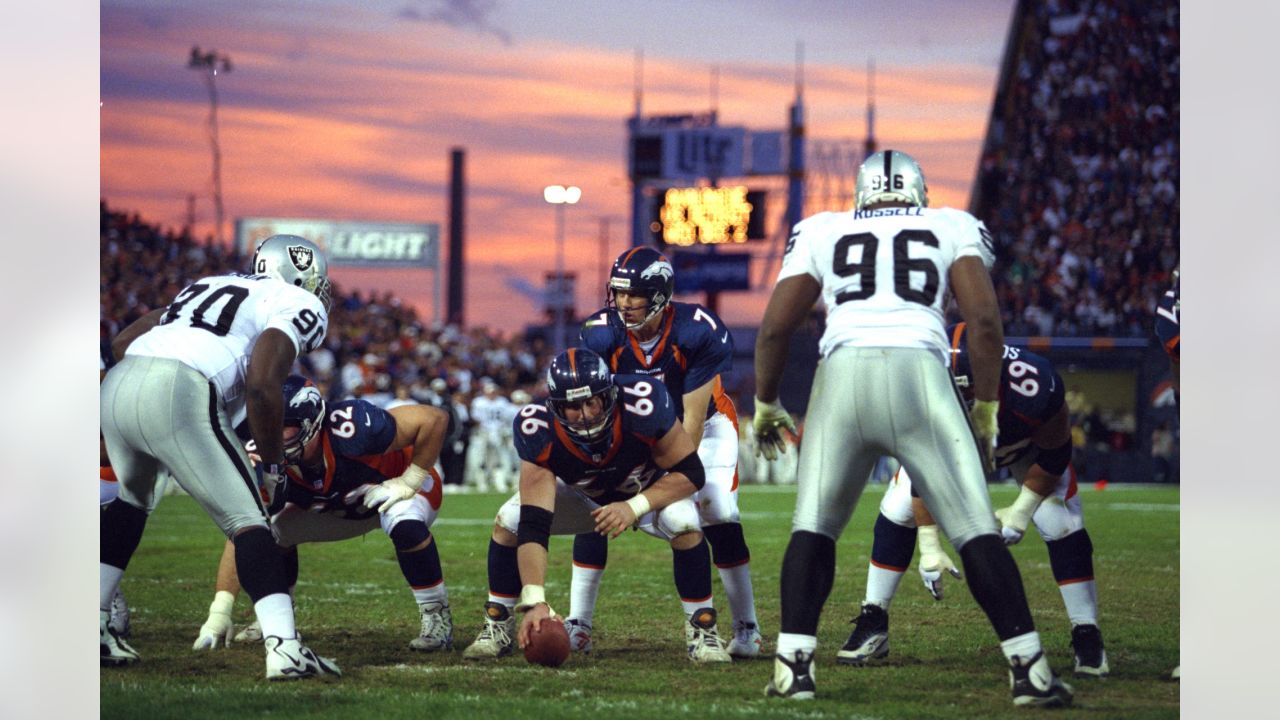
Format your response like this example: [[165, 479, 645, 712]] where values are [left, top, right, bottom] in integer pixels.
[[100, 466, 118, 483]]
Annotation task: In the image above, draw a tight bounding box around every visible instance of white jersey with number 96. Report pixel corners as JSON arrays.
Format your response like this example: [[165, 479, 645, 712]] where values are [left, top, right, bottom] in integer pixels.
[[777, 206, 994, 359], [126, 273, 329, 425]]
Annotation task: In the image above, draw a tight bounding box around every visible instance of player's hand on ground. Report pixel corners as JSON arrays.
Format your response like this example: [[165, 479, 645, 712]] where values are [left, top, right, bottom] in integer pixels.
[[752, 398, 797, 461], [994, 506, 1026, 545], [517, 603, 556, 648], [916, 526, 962, 601], [192, 598, 234, 650], [362, 477, 417, 513], [592, 502, 637, 539]]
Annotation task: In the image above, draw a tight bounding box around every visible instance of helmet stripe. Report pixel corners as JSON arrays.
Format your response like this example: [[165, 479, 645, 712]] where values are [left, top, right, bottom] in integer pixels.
[[619, 247, 643, 267], [567, 347, 577, 378], [884, 149, 893, 183]]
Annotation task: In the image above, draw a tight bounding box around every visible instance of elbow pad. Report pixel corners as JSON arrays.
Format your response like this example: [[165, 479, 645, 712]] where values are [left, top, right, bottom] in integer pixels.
[[1035, 439, 1072, 476], [668, 451, 705, 490], [517, 505, 554, 549]]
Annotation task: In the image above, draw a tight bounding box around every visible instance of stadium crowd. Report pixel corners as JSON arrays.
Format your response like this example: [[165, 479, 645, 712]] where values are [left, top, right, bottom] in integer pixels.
[[975, 0, 1178, 337]]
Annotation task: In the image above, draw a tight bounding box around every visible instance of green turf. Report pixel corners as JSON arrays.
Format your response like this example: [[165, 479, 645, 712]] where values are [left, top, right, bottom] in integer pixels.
[[102, 483, 1179, 719]]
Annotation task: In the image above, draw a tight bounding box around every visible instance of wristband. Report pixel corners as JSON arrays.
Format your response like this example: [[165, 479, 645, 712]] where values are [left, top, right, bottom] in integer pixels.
[[516, 584, 546, 612], [210, 590, 235, 616], [625, 493, 651, 519], [400, 464, 431, 491]]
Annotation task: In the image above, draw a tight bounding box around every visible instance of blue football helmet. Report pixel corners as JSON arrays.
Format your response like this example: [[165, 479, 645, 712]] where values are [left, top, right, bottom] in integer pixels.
[[606, 247, 674, 330], [282, 375, 326, 464], [545, 348, 617, 441]]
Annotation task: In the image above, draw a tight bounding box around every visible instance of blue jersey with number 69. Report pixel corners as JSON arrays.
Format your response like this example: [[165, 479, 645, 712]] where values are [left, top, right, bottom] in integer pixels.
[[512, 374, 677, 504], [992, 346, 1065, 469]]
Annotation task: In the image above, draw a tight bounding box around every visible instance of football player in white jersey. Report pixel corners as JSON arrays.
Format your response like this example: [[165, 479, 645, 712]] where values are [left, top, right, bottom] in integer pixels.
[[467, 378, 516, 492], [753, 150, 1072, 707], [100, 235, 342, 680]]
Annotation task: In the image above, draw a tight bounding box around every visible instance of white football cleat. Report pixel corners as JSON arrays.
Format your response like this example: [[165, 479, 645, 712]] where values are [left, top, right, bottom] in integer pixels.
[[765, 649, 816, 700], [264, 635, 341, 680], [727, 621, 763, 659], [1009, 651, 1073, 707], [409, 602, 453, 652], [101, 610, 140, 666], [565, 618, 593, 654], [462, 602, 516, 659], [685, 608, 732, 663]]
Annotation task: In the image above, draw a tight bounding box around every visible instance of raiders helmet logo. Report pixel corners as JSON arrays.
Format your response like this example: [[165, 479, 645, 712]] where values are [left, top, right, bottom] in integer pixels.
[[288, 245, 315, 272]]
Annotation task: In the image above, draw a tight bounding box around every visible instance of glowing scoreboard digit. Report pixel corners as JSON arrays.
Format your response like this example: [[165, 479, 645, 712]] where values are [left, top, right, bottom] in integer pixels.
[[650, 186, 767, 247]]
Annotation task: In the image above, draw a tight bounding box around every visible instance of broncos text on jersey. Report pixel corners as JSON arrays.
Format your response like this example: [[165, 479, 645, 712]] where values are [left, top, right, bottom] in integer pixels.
[[580, 302, 735, 423], [513, 374, 678, 505]]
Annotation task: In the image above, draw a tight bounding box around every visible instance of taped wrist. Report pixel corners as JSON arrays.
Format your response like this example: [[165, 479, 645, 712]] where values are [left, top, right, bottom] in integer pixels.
[[399, 463, 431, 491], [667, 451, 705, 490], [209, 590, 235, 617], [1035, 439, 1072, 476], [517, 505, 554, 548], [918, 525, 945, 557]]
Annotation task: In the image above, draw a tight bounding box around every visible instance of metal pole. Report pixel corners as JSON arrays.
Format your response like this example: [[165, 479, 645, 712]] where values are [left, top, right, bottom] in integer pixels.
[[555, 202, 566, 351]]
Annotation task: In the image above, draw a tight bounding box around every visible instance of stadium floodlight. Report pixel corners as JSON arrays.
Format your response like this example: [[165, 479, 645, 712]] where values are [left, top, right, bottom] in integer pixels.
[[187, 46, 232, 245], [544, 185, 581, 351]]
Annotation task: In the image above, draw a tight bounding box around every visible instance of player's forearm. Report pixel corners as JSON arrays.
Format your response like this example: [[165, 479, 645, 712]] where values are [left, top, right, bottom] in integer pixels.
[[639, 471, 698, 512], [911, 496, 937, 528], [111, 308, 165, 361], [965, 314, 1003, 403], [516, 542, 548, 588], [214, 539, 242, 596], [410, 407, 448, 473]]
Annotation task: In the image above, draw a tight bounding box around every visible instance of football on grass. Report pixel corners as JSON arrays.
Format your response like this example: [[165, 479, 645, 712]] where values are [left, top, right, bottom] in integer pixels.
[[523, 617, 570, 668]]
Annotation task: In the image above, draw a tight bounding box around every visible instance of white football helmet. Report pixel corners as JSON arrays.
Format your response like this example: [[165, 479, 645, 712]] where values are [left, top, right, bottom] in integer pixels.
[[854, 150, 929, 210], [252, 234, 333, 312]]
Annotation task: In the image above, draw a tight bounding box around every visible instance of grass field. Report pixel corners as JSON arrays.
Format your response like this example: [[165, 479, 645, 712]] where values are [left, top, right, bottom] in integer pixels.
[[101, 483, 1179, 719]]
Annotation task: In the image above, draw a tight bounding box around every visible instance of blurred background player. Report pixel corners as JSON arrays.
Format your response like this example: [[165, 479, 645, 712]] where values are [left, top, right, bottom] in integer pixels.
[[838, 323, 1108, 678], [753, 150, 1071, 706], [568, 247, 761, 658], [192, 374, 453, 652], [101, 235, 341, 679], [1154, 266, 1179, 680], [467, 377, 517, 492], [462, 348, 731, 663]]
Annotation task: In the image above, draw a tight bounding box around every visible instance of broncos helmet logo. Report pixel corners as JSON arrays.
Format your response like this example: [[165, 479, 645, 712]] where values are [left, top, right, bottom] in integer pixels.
[[640, 258, 673, 285], [287, 245, 315, 272], [289, 385, 323, 410]]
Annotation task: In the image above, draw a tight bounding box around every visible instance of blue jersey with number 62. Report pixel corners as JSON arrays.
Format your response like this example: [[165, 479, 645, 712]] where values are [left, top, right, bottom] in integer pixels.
[[512, 374, 677, 504]]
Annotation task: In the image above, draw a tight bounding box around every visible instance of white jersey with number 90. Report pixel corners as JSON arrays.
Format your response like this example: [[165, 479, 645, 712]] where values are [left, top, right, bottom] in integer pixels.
[[126, 273, 329, 426], [777, 206, 994, 359]]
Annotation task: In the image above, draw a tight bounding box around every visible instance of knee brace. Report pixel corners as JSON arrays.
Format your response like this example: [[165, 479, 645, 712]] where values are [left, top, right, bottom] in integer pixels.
[[389, 520, 431, 552], [870, 513, 918, 571], [1045, 529, 1095, 584]]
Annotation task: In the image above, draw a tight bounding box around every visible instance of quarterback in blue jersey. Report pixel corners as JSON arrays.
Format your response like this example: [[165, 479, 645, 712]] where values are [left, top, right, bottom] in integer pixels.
[[461, 348, 733, 663], [192, 375, 456, 653], [838, 323, 1109, 678], [568, 246, 761, 658]]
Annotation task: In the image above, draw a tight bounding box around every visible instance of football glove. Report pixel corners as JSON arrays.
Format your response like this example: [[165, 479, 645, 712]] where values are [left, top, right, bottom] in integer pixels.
[[192, 591, 235, 650], [362, 464, 430, 514], [970, 399, 999, 471], [752, 398, 797, 461], [994, 485, 1046, 546], [917, 525, 962, 601]]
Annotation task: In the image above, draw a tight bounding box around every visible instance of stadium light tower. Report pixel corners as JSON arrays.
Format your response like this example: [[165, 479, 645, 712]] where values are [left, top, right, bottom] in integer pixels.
[[544, 184, 581, 351], [187, 46, 232, 245]]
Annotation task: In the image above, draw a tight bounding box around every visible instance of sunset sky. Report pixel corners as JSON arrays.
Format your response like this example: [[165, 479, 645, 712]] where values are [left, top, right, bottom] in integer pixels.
[[100, 0, 1017, 333]]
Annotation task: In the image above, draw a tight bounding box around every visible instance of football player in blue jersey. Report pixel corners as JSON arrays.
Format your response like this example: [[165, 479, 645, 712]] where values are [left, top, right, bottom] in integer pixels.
[[837, 323, 1109, 677], [191, 374, 456, 653], [566, 247, 761, 658], [462, 348, 733, 663]]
